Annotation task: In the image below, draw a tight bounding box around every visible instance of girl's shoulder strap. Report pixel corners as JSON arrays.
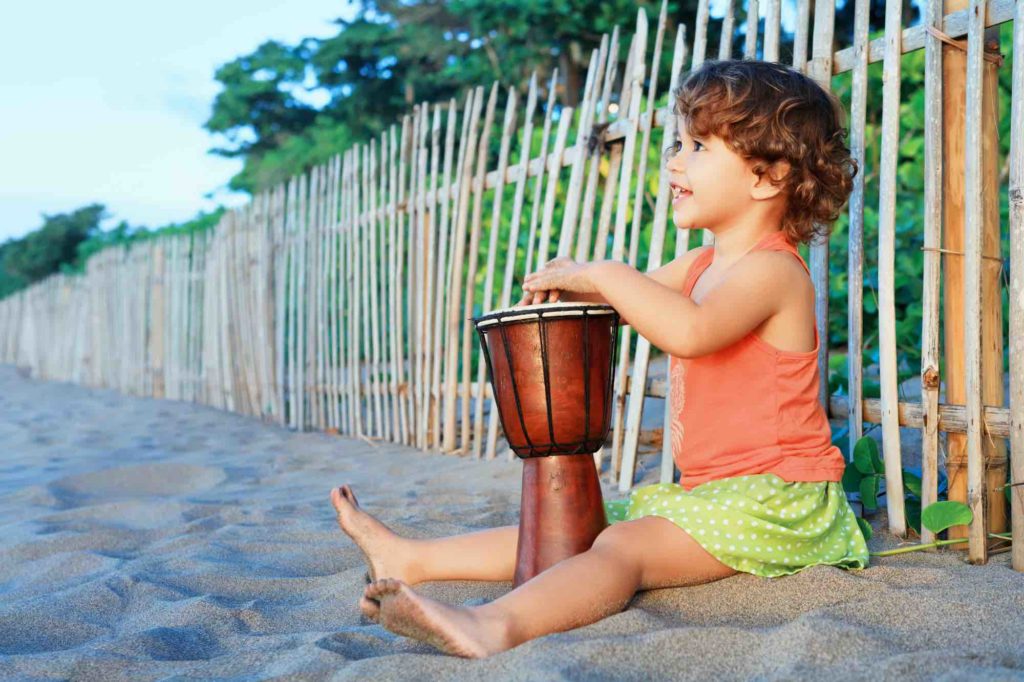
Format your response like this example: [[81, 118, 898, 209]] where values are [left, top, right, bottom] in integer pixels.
[[682, 246, 715, 296], [753, 231, 811, 277]]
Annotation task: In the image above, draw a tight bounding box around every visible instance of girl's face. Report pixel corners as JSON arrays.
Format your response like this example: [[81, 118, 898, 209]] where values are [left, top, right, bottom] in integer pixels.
[[664, 121, 762, 233]]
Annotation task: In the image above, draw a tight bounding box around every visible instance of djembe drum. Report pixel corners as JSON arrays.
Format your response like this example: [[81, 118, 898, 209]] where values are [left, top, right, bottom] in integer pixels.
[[473, 301, 621, 586]]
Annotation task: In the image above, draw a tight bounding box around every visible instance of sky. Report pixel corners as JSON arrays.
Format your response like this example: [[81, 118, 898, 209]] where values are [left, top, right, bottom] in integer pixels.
[[0, 1, 357, 242]]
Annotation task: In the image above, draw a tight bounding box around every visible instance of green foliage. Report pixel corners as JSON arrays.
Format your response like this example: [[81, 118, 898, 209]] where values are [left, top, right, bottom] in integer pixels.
[[63, 207, 226, 275], [0, 205, 227, 300], [0, 204, 106, 297], [840, 435, 1010, 540], [206, 40, 319, 159], [209, 0, 699, 194]]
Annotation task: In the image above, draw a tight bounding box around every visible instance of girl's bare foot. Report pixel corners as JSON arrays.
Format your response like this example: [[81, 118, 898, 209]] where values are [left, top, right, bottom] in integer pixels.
[[331, 485, 417, 586], [365, 578, 511, 659]]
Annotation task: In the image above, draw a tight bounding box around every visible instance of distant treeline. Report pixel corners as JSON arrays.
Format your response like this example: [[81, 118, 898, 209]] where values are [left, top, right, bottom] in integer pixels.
[[0, 206, 224, 299]]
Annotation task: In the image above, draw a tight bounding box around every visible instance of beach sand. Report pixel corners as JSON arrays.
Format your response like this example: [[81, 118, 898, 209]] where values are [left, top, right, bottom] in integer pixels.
[[1, 363, 1022, 681]]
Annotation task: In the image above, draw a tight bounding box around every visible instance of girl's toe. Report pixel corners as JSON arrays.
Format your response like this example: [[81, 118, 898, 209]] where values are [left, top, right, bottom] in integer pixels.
[[360, 596, 381, 621]]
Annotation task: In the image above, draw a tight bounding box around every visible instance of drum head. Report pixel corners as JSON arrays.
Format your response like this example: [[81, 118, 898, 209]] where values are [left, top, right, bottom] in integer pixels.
[[474, 301, 615, 328]]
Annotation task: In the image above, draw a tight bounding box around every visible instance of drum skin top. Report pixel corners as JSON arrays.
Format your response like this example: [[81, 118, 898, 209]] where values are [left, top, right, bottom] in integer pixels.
[[475, 301, 615, 328]]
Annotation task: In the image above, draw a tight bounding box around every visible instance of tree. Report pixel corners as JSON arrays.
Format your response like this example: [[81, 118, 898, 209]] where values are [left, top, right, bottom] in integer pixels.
[[206, 0, 696, 194], [0, 204, 106, 297]]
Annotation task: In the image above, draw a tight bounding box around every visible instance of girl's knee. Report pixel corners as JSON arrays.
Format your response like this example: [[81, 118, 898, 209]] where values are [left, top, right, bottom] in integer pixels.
[[593, 516, 662, 550]]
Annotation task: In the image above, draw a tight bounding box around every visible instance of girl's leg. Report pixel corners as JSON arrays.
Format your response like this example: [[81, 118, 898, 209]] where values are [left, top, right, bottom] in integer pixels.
[[331, 485, 518, 585], [364, 515, 738, 658]]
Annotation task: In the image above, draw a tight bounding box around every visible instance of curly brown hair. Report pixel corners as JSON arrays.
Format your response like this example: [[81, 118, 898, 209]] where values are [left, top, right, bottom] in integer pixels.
[[668, 59, 858, 245]]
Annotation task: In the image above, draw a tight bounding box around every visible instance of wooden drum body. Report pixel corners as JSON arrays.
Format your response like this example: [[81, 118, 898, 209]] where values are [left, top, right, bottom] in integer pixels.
[[473, 302, 621, 586]]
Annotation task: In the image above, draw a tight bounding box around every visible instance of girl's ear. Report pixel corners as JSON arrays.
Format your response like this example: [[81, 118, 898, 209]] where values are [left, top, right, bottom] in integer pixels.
[[749, 159, 791, 201]]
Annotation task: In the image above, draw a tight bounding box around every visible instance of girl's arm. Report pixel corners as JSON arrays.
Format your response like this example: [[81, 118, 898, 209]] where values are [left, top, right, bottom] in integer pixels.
[[544, 248, 710, 326], [589, 251, 801, 358]]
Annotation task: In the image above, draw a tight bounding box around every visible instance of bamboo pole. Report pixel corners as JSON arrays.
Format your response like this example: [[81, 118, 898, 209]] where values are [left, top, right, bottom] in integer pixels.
[[692, 0, 710, 69], [328, 154, 342, 431], [310, 165, 324, 428], [408, 107, 423, 447], [807, 0, 836, 417], [919, 0, 945, 550], [556, 51, 601, 260], [443, 88, 484, 453], [575, 31, 617, 265], [660, 25, 692, 485], [874, 0, 909, 537], [611, 10, 647, 492], [414, 105, 430, 449], [744, 0, 760, 60], [1008, 0, 1024, 572], [792, 0, 810, 68], [719, 0, 736, 60], [763, 0, 781, 62], [622, 15, 683, 491], [846, 0, 870, 483], [523, 71, 559, 278], [395, 117, 411, 445], [368, 140, 386, 440], [360, 145, 375, 437], [486, 76, 539, 460], [407, 111, 423, 446], [352, 148, 365, 436], [461, 83, 500, 453], [432, 101, 458, 452], [381, 130, 396, 442], [318, 163, 331, 428], [274, 183, 286, 421], [150, 242, 165, 399], [344, 150, 358, 436], [943, 0, 1008, 553], [421, 107, 442, 451], [297, 172, 310, 429], [590, 32, 629, 472], [473, 86, 518, 458], [962, 0, 988, 564]]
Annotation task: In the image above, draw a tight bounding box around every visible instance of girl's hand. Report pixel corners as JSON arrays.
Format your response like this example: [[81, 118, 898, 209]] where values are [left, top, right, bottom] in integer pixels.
[[520, 257, 598, 307]]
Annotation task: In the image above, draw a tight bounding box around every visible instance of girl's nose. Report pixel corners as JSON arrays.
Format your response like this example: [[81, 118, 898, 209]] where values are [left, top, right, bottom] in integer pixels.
[[666, 150, 684, 173]]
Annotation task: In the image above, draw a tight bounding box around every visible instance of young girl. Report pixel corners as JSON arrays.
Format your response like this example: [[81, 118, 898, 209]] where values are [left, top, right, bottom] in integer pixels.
[[330, 59, 870, 659]]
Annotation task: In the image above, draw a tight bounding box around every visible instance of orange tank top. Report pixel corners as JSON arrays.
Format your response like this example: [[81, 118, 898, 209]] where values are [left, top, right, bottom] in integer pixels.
[[669, 230, 846, 491]]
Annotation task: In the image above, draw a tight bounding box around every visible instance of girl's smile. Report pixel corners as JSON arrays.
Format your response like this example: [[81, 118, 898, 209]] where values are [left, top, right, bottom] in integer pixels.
[[670, 182, 692, 206]]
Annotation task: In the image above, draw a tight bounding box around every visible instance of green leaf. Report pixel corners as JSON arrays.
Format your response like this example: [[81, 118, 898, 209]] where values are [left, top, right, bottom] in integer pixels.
[[902, 469, 922, 498], [856, 516, 873, 542], [860, 475, 880, 511], [921, 500, 974, 534], [842, 461, 864, 494], [905, 496, 922, 534], [853, 436, 880, 475]]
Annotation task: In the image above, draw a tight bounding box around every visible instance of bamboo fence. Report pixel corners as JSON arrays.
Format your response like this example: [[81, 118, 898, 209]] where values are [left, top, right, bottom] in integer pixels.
[[0, 0, 1021, 570]]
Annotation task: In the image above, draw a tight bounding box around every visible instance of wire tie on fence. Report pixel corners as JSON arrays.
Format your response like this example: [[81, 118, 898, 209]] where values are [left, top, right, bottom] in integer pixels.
[[587, 121, 612, 155], [919, 246, 1004, 269], [924, 25, 1004, 67]]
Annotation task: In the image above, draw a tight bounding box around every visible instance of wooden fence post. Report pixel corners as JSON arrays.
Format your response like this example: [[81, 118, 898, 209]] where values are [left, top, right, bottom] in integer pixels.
[[943, 0, 1008, 553]]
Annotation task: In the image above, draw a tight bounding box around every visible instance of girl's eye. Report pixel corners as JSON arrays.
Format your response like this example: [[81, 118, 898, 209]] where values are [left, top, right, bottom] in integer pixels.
[[692, 140, 705, 151]]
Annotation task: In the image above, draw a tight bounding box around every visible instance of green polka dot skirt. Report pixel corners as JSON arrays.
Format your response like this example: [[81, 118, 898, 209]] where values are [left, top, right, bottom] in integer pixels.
[[603, 474, 870, 578]]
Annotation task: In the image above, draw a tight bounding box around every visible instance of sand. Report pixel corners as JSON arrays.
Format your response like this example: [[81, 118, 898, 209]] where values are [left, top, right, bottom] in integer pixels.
[[1, 363, 1022, 681]]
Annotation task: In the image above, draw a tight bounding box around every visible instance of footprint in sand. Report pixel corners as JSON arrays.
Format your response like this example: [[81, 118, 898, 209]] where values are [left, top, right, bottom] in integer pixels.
[[48, 463, 226, 505]]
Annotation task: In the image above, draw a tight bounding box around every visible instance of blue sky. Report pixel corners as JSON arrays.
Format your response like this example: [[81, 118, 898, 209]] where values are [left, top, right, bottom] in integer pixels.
[[0, 1, 356, 242]]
